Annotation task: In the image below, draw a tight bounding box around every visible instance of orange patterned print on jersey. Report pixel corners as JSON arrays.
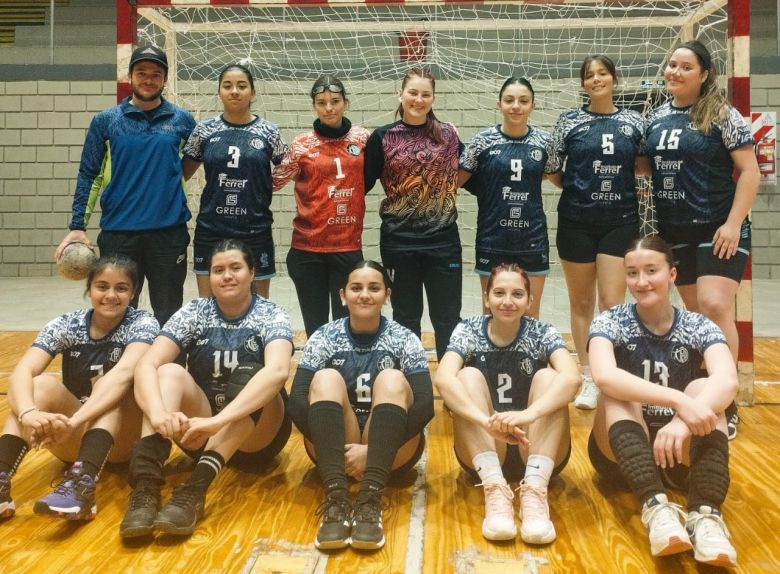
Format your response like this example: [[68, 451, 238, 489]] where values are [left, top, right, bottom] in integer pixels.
[[273, 126, 369, 252]]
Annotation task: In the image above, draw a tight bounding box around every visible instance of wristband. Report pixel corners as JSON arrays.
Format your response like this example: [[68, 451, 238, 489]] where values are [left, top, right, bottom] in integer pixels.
[[17, 406, 37, 423]]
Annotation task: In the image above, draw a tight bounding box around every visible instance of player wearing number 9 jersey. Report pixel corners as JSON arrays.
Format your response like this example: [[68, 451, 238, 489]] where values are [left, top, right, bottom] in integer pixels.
[[183, 63, 287, 299], [2, 256, 158, 522], [272, 76, 370, 337], [288, 261, 433, 551], [121, 240, 293, 539], [435, 264, 579, 545]]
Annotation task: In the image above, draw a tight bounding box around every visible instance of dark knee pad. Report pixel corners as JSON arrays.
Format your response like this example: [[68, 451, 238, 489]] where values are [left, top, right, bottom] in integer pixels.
[[608, 419, 664, 503], [688, 430, 730, 511]]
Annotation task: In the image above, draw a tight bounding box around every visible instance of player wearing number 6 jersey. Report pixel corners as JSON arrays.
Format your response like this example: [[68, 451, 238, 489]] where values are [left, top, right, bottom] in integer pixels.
[[1, 256, 158, 522], [120, 240, 293, 539], [272, 76, 370, 337], [459, 77, 554, 319], [288, 261, 434, 551], [435, 264, 579, 545], [588, 236, 738, 566], [183, 63, 287, 299]]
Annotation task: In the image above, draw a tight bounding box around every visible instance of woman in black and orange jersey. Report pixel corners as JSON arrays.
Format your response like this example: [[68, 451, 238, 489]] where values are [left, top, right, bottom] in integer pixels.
[[364, 67, 463, 360], [273, 76, 370, 337]]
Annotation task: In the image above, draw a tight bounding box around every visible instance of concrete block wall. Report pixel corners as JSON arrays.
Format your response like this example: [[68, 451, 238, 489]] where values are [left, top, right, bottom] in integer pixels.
[[1, 75, 778, 277]]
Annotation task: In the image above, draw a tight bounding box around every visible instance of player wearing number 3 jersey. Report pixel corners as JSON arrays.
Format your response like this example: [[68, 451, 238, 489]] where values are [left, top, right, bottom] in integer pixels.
[[184, 63, 287, 299], [288, 261, 433, 551], [435, 264, 579, 545]]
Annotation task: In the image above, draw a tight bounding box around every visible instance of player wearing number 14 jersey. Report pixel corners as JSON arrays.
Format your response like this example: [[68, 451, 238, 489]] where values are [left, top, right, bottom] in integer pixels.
[[183, 64, 287, 298]]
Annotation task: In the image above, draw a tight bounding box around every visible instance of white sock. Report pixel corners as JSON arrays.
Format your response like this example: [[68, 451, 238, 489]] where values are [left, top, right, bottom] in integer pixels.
[[472, 451, 504, 484], [524, 454, 555, 488]]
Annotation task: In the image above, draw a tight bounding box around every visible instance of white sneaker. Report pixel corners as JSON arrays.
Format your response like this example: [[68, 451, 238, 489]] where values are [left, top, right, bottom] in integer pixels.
[[517, 480, 556, 544], [479, 480, 516, 541], [574, 374, 599, 410], [687, 506, 737, 567], [640, 494, 692, 556]]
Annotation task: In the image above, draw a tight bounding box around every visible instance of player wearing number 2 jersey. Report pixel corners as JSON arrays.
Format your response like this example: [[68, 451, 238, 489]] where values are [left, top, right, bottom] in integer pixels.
[[288, 261, 433, 551], [459, 77, 554, 319], [184, 63, 287, 299], [435, 264, 579, 545], [1, 256, 157, 522], [273, 76, 370, 337], [588, 236, 738, 566], [120, 240, 293, 539]]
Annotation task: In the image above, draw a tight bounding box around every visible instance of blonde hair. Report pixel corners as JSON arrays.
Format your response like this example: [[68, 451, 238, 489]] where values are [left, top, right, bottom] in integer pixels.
[[673, 40, 728, 135]]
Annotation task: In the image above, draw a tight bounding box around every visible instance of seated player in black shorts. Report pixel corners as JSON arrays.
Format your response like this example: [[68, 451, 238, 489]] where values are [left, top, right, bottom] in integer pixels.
[[119, 239, 293, 538], [588, 236, 738, 567], [288, 260, 434, 551]]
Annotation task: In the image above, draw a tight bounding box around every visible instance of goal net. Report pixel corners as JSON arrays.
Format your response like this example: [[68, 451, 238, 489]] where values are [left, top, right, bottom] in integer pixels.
[[132, 0, 729, 331]]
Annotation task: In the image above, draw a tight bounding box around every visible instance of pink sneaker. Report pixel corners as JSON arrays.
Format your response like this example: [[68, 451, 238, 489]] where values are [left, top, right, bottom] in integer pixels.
[[518, 480, 556, 544], [479, 480, 516, 541]]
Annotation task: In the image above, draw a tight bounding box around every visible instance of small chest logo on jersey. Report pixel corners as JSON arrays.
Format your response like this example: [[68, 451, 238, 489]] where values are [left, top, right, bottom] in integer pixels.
[[196, 339, 209, 346], [377, 356, 396, 371], [245, 336, 259, 353], [619, 125, 633, 137], [209, 137, 221, 143], [109, 347, 123, 364], [331, 359, 345, 366], [627, 344, 637, 351], [250, 138, 264, 150], [70, 351, 81, 358], [671, 345, 689, 364], [521, 358, 533, 375], [347, 144, 361, 156], [489, 149, 501, 156], [530, 149, 543, 162], [577, 125, 591, 135]]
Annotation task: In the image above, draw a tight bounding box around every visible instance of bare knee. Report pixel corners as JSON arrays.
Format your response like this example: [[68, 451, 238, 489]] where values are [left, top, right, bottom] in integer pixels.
[[309, 369, 348, 404], [372, 369, 412, 404], [697, 293, 734, 323], [32, 374, 69, 411]]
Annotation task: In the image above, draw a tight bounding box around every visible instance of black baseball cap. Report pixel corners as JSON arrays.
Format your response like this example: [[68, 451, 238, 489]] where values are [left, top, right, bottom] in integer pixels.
[[129, 45, 168, 73]]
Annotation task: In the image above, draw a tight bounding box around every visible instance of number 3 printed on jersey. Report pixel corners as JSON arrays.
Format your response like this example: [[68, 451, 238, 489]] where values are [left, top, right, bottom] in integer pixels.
[[641, 359, 669, 387], [227, 145, 241, 168]]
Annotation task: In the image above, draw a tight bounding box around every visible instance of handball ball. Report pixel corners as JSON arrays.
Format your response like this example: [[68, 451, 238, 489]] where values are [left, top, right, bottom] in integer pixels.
[[57, 242, 98, 281]]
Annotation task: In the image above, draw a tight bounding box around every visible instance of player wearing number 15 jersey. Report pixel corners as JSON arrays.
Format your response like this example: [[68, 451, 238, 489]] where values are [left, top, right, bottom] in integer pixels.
[[184, 64, 287, 298], [288, 261, 433, 551], [435, 264, 579, 545], [273, 76, 370, 337]]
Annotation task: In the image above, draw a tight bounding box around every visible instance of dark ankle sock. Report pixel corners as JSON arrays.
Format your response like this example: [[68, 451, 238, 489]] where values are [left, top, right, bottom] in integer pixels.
[[187, 450, 225, 491], [608, 419, 664, 505], [308, 401, 348, 496], [128, 433, 172, 488], [688, 430, 730, 511], [76, 428, 114, 478], [0, 435, 28, 476], [359, 403, 408, 496]]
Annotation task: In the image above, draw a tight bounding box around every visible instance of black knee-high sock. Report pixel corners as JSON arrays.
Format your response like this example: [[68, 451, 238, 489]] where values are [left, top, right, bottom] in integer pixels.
[[0, 435, 28, 476], [608, 420, 665, 505], [128, 433, 172, 488], [187, 450, 225, 492], [308, 401, 347, 497], [688, 430, 730, 511], [359, 403, 408, 498], [76, 428, 114, 478]]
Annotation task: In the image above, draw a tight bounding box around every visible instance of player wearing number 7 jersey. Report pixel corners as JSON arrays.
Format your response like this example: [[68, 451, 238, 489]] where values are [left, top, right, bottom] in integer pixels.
[[183, 63, 287, 299], [435, 264, 579, 545], [272, 76, 370, 337], [288, 261, 434, 551]]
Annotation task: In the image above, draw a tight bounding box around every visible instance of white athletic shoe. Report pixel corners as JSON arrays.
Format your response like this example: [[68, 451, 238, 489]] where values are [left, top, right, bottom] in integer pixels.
[[687, 506, 737, 567], [479, 480, 516, 541], [574, 374, 599, 410], [518, 480, 556, 544], [640, 494, 692, 556]]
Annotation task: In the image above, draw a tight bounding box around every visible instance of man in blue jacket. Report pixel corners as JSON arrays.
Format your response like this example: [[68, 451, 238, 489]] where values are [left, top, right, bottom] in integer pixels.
[[56, 45, 196, 326]]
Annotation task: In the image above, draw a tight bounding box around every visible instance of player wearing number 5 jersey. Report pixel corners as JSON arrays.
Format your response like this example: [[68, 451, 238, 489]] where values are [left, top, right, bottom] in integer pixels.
[[435, 264, 579, 545], [288, 261, 434, 551], [588, 236, 738, 566], [120, 240, 293, 539], [1, 256, 158, 522], [459, 77, 554, 318], [184, 63, 287, 299], [273, 76, 370, 337]]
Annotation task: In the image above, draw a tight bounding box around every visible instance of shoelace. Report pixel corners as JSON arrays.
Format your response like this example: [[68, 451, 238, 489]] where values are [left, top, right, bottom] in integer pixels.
[[167, 482, 204, 509], [644, 500, 687, 529], [580, 379, 599, 398], [517, 482, 549, 517], [480, 482, 514, 517], [689, 512, 731, 540], [129, 487, 159, 510], [316, 497, 352, 522], [353, 492, 383, 522]]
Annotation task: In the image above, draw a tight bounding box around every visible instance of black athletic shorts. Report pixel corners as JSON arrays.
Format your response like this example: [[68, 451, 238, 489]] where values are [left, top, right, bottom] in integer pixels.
[[556, 215, 639, 263], [193, 228, 276, 279], [475, 249, 549, 276]]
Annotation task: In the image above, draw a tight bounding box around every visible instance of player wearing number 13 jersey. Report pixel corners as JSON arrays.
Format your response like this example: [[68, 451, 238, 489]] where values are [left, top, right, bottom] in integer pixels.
[[435, 264, 580, 545], [183, 64, 287, 299]]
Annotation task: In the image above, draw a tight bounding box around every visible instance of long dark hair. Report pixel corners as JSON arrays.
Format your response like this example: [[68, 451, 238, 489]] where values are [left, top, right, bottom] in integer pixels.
[[580, 55, 618, 87], [209, 238, 256, 276], [498, 77, 535, 102], [85, 255, 139, 298], [395, 67, 445, 144], [670, 40, 727, 135]]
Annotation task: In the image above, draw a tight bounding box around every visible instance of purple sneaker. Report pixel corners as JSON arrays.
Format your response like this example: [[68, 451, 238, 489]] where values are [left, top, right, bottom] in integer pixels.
[[0, 472, 14, 519], [34, 462, 97, 520]]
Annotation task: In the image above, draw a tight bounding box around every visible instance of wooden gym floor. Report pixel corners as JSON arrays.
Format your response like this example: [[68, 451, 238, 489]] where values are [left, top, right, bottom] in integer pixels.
[[0, 332, 779, 573]]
